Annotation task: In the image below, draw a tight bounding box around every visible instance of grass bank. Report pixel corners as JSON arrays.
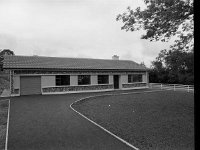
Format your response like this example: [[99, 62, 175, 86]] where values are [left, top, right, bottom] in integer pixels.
[[0, 100, 9, 150], [0, 74, 9, 95]]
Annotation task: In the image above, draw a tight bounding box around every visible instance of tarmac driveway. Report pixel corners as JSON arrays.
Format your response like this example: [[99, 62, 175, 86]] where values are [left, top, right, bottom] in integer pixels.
[[8, 92, 136, 150]]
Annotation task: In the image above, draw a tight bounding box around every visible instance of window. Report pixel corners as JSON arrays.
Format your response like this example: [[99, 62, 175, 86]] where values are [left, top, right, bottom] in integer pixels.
[[128, 74, 142, 83], [56, 75, 70, 86], [98, 75, 109, 84], [78, 75, 91, 85]]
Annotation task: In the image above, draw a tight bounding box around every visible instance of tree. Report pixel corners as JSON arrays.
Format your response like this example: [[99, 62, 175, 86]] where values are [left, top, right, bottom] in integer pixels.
[[0, 49, 15, 71], [0, 49, 14, 57], [149, 53, 169, 83], [116, 0, 193, 51], [149, 49, 193, 84], [140, 61, 146, 67], [117, 0, 194, 84]]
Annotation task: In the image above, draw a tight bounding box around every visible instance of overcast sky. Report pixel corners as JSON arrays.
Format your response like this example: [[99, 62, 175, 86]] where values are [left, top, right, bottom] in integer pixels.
[[0, 0, 173, 67]]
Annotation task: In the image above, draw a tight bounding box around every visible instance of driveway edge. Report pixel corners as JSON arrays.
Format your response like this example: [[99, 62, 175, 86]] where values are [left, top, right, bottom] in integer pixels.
[[5, 99, 10, 150], [70, 90, 167, 150]]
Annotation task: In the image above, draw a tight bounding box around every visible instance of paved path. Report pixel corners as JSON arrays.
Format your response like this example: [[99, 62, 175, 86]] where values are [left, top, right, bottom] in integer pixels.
[[8, 90, 151, 150], [7, 89, 158, 150]]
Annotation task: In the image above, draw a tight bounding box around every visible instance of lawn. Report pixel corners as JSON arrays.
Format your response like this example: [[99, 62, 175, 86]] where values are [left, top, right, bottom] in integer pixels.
[[72, 90, 194, 150], [0, 100, 9, 150]]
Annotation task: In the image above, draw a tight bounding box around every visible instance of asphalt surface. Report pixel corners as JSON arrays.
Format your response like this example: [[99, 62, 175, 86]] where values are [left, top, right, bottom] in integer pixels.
[[7, 89, 152, 150]]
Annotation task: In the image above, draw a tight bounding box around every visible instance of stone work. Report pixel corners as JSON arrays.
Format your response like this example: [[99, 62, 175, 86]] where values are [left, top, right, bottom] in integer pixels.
[[122, 83, 147, 88], [10, 70, 14, 94], [42, 84, 114, 93]]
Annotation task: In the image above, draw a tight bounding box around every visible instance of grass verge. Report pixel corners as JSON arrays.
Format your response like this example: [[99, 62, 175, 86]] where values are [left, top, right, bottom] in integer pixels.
[[72, 90, 194, 150], [0, 77, 9, 95], [0, 100, 9, 150]]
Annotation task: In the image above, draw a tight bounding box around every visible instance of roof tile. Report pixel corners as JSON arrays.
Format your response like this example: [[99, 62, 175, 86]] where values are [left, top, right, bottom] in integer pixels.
[[3, 55, 147, 71]]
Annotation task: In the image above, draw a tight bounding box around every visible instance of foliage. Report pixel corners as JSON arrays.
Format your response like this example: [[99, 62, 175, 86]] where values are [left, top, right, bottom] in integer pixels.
[[149, 50, 194, 84], [0, 49, 15, 71], [116, 0, 193, 43], [0, 49, 14, 57], [117, 0, 194, 84]]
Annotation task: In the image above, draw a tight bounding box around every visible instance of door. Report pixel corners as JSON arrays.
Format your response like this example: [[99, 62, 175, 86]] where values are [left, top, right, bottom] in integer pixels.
[[113, 75, 119, 89], [20, 76, 41, 95]]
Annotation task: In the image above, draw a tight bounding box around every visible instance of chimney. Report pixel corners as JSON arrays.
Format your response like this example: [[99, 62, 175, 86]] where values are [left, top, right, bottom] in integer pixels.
[[112, 55, 119, 60]]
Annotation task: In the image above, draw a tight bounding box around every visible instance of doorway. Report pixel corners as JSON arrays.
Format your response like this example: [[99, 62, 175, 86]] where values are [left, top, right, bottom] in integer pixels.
[[113, 75, 119, 89]]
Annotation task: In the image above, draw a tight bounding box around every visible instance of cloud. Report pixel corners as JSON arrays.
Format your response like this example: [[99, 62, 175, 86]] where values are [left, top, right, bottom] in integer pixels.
[[0, 0, 172, 67], [0, 34, 17, 50]]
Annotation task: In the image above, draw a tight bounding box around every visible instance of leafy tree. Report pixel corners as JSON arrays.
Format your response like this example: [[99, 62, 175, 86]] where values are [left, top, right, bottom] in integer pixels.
[[0, 49, 15, 71], [117, 0, 193, 84], [140, 61, 146, 67], [0, 49, 14, 57], [149, 49, 193, 84], [116, 0, 193, 49], [165, 49, 193, 84], [149, 54, 169, 83]]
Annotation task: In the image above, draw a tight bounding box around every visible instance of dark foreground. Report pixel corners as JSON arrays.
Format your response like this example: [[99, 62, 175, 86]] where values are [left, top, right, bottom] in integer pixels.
[[8, 89, 153, 150], [73, 90, 194, 150]]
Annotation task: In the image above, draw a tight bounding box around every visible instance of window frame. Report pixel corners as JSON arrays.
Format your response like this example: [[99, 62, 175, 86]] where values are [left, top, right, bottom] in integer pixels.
[[78, 75, 91, 85], [56, 75, 70, 86], [128, 74, 143, 83], [98, 75, 109, 84]]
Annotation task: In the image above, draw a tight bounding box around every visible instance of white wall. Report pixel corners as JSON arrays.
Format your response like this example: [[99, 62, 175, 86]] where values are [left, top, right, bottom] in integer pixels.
[[142, 74, 146, 82], [41, 76, 55, 87], [142, 72, 149, 83], [70, 75, 78, 86], [91, 75, 97, 85], [121, 75, 128, 84], [109, 75, 113, 84], [13, 76, 20, 89]]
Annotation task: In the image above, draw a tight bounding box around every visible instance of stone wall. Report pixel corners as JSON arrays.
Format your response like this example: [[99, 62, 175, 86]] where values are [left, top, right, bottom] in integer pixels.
[[42, 84, 114, 93], [10, 70, 14, 94], [122, 83, 147, 88]]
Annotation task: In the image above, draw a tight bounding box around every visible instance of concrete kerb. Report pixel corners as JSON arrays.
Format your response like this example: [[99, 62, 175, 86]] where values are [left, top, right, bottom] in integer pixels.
[[70, 89, 168, 150]]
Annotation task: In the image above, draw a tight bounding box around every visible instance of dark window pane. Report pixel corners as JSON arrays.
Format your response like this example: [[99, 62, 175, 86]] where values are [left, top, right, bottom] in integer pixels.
[[56, 75, 70, 86], [78, 75, 91, 85], [98, 75, 109, 84], [128, 74, 142, 83]]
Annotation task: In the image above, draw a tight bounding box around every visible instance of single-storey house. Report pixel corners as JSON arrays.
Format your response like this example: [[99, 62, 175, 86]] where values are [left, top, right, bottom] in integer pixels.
[[3, 55, 149, 96]]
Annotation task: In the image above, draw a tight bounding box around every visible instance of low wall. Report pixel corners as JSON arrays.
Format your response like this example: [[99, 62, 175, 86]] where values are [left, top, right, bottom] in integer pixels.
[[42, 84, 114, 93], [122, 83, 147, 88]]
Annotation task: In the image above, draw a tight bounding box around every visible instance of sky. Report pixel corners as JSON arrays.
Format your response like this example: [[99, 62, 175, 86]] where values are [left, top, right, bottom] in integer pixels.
[[0, 0, 173, 67]]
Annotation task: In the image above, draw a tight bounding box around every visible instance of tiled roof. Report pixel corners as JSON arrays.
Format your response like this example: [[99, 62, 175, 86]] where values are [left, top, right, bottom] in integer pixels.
[[3, 55, 147, 71]]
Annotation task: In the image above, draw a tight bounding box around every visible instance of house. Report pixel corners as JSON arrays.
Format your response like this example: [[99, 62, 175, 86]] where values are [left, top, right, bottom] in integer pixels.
[[3, 55, 149, 96]]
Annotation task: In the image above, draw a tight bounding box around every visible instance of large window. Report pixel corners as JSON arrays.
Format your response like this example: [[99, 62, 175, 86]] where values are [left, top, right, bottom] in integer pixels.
[[78, 75, 91, 85], [56, 75, 70, 86], [128, 74, 143, 83], [98, 75, 109, 84]]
